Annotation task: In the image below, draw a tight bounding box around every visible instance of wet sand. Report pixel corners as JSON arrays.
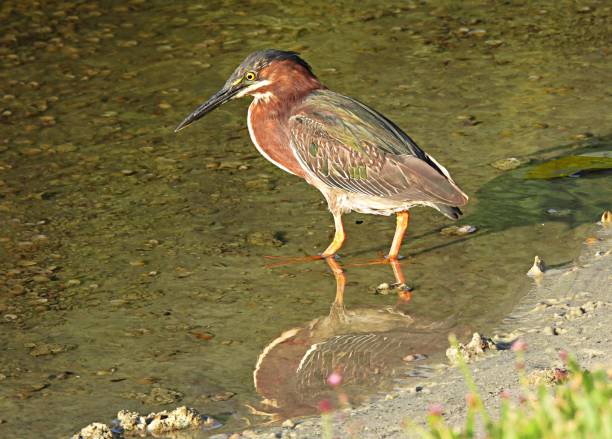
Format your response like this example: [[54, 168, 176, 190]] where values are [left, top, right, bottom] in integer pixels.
[[214, 221, 612, 438]]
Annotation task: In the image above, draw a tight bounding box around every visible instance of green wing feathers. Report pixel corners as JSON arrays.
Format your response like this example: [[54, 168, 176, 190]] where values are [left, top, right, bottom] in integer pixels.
[[289, 90, 468, 206]]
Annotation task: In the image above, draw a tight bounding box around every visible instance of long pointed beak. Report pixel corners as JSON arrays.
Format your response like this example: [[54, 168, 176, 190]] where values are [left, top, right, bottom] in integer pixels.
[[174, 85, 242, 132]]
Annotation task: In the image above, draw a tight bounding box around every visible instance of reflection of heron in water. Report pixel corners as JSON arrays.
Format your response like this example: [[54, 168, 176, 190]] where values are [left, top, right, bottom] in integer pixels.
[[251, 258, 460, 420]]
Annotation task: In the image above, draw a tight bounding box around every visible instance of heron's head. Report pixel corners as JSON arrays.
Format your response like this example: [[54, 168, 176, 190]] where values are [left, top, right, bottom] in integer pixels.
[[175, 49, 321, 132]]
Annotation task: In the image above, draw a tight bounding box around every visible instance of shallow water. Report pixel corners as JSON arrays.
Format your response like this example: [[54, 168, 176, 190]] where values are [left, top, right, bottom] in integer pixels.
[[0, 0, 611, 437]]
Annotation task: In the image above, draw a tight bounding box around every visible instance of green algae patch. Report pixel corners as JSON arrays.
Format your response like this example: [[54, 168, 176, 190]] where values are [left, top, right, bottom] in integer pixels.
[[526, 155, 612, 180]]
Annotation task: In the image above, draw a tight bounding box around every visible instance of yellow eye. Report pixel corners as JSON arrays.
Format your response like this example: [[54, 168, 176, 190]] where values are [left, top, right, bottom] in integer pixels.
[[245, 71, 256, 81]]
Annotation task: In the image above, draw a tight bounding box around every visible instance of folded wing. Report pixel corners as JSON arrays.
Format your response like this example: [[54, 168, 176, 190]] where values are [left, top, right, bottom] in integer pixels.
[[289, 90, 468, 206]]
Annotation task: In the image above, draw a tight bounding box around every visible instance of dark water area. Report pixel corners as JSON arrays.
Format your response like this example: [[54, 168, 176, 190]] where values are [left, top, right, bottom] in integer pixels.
[[0, 1, 610, 437]]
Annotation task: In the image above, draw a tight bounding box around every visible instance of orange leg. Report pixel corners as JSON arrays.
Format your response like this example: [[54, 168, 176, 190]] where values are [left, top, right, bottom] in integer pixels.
[[347, 211, 411, 267], [388, 211, 410, 260], [321, 212, 346, 258], [325, 256, 346, 307], [389, 258, 412, 302]]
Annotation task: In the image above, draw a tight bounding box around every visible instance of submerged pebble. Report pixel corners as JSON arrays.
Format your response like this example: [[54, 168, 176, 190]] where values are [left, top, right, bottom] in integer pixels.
[[440, 225, 477, 237], [490, 157, 522, 171], [29, 343, 71, 357]]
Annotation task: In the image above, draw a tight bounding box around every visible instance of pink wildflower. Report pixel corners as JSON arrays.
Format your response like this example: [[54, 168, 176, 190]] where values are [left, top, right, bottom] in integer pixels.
[[318, 399, 332, 414], [511, 339, 528, 352], [327, 371, 342, 387], [428, 404, 443, 417]]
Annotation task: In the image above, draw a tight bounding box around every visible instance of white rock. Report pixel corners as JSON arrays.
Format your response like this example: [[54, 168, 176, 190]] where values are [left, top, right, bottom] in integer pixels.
[[527, 255, 546, 276], [71, 423, 112, 439]]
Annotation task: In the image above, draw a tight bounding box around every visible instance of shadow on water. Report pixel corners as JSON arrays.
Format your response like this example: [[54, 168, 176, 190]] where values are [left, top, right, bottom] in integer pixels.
[[404, 134, 612, 258], [251, 258, 468, 421], [470, 134, 612, 231]]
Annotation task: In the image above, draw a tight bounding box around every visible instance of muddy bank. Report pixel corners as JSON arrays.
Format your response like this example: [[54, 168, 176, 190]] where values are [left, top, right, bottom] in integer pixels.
[[219, 219, 612, 438]]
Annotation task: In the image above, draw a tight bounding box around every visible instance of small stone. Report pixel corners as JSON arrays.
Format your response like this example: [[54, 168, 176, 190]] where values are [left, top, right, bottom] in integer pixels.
[[375, 282, 390, 294], [21, 147, 42, 156], [66, 279, 81, 287], [565, 307, 585, 320], [484, 39, 504, 47], [71, 422, 113, 439], [446, 333, 497, 365], [117, 40, 139, 47], [490, 157, 522, 171], [207, 391, 235, 401], [247, 232, 283, 247], [546, 208, 571, 217], [573, 132, 593, 140], [440, 225, 477, 237], [175, 267, 193, 278], [191, 331, 214, 341], [282, 419, 296, 429], [32, 275, 50, 282], [39, 115, 56, 126], [121, 169, 136, 175], [30, 382, 49, 391], [601, 210, 612, 226], [143, 387, 183, 405], [130, 260, 145, 267], [527, 256, 546, 276], [95, 367, 117, 376], [116, 406, 213, 435], [542, 326, 558, 335], [527, 368, 568, 386], [469, 29, 487, 37], [56, 143, 78, 153], [30, 343, 70, 357]]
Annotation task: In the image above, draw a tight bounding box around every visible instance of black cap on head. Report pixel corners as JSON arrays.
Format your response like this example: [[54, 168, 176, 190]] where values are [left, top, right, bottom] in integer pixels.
[[175, 49, 314, 132], [236, 49, 314, 76]]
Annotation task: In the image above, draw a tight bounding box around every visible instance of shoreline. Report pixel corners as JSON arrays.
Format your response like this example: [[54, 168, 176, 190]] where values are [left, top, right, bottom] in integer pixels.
[[219, 220, 612, 438]]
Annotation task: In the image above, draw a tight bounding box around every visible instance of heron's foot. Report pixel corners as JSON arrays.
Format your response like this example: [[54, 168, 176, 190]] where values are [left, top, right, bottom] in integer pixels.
[[263, 254, 335, 269], [244, 403, 280, 423], [395, 283, 413, 302]]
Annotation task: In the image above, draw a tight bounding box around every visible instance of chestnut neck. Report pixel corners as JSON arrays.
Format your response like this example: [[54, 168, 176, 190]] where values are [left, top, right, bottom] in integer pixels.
[[246, 61, 323, 177], [251, 60, 324, 120]]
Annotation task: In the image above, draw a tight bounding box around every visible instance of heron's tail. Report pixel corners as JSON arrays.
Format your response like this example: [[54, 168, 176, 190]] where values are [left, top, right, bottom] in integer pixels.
[[435, 204, 462, 220]]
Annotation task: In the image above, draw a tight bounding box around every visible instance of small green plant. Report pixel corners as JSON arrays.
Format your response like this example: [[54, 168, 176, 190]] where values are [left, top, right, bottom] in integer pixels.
[[407, 336, 612, 438]]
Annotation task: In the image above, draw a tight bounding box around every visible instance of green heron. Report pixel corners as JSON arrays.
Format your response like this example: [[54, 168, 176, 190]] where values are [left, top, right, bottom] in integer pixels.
[[176, 50, 468, 260]]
